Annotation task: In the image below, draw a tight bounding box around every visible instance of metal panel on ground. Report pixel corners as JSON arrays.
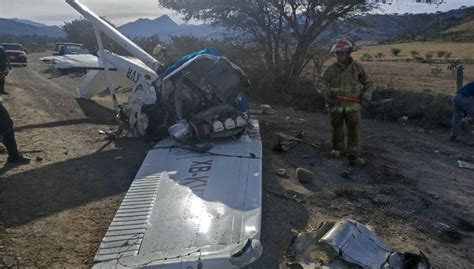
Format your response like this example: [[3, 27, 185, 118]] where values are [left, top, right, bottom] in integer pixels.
[[93, 120, 262, 269]]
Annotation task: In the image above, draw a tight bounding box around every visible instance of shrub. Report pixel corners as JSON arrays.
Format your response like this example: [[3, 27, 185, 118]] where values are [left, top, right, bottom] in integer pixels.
[[360, 53, 373, 61], [414, 56, 426, 63], [425, 51, 434, 60], [391, 47, 401, 57], [410, 50, 419, 57], [430, 66, 442, 75], [436, 50, 446, 58], [375, 52, 385, 61]]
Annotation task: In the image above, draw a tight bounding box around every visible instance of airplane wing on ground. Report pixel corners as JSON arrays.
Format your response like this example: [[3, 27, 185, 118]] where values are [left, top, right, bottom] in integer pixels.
[[40, 54, 116, 70], [92, 120, 263, 269], [40, 52, 158, 100]]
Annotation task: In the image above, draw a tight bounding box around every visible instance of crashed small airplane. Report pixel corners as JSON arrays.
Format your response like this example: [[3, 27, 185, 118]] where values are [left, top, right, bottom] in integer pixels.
[[47, 0, 263, 268], [44, 1, 447, 268]]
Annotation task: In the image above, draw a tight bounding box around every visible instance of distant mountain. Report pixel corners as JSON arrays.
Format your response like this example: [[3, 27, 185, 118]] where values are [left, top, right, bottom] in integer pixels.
[[119, 15, 179, 38], [0, 18, 64, 38], [2, 5, 471, 43], [118, 15, 222, 41], [10, 18, 47, 27], [318, 6, 474, 43], [117, 7, 473, 44]]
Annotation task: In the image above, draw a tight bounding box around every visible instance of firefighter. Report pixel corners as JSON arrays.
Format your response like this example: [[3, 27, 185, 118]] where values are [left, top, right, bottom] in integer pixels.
[[322, 39, 373, 166], [0, 46, 11, 95]]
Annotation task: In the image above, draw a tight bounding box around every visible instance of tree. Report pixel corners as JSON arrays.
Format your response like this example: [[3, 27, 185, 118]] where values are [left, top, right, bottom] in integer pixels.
[[62, 19, 129, 55], [367, 0, 445, 4], [394, 13, 437, 40], [159, 0, 373, 87], [62, 19, 98, 52], [391, 47, 401, 57]]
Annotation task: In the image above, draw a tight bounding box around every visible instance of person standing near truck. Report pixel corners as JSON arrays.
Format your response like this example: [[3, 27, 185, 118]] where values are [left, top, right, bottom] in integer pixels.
[[322, 39, 374, 166], [0, 100, 30, 165], [0, 46, 11, 95], [0, 46, 29, 165]]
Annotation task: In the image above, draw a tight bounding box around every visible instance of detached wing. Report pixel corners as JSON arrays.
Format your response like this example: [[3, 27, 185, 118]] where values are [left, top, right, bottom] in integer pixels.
[[40, 54, 116, 70]]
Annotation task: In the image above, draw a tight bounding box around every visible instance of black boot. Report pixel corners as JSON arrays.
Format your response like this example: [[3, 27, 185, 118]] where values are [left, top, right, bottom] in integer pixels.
[[2, 130, 29, 165], [0, 77, 7, 94], [7, 155, 30, 165]]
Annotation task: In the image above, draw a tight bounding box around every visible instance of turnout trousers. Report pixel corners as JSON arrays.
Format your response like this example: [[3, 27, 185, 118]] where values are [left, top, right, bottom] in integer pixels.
[[330, 110, 361, 160]]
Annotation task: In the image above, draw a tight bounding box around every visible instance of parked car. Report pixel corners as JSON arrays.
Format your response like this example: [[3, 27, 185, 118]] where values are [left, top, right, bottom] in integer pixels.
[[53, 42, 89, 56], [0, 43, 27, 66]]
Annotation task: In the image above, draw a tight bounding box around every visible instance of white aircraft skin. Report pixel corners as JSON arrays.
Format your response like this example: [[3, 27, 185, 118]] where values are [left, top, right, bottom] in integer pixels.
[[63, 1, 264, 268], [76, 50, 160, 136], [41, 49, 159, 136], [93, 120, 263, 269]]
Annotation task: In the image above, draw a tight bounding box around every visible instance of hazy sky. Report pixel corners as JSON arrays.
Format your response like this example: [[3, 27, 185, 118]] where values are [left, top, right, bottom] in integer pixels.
[[0, 0, 473, 26]]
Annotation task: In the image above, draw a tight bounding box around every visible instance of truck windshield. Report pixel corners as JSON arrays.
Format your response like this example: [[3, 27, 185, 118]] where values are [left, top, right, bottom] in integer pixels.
[[1, 44, 24, 51]]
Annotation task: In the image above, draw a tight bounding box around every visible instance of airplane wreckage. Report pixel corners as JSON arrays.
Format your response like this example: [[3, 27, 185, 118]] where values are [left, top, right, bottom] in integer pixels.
[[43, 1, 263, 268], [42, 1, 439, 268]]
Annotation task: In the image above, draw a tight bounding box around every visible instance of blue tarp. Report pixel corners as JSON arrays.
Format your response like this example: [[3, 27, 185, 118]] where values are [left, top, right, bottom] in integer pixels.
[[161, 48, 222, 78], [457, 81, 474, 97]]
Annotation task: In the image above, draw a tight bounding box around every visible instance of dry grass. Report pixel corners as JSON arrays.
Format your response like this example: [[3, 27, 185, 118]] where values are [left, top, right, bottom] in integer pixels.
[[315, 58, 473, 94], [314, 41, 474, 94], [361, 61, 474, 94], [353, 41, 474, 61]]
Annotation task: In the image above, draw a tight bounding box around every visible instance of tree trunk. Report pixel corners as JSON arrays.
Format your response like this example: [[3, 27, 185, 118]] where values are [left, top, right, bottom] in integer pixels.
[[284, 37, 314, 82]]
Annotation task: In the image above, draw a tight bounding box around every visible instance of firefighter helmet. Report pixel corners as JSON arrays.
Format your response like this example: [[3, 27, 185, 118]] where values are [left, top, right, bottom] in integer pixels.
[[330, 39, 355, 53]]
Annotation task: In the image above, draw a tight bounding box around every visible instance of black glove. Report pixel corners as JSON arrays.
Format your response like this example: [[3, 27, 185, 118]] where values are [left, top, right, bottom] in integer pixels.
[[326, 92, 337, 106]]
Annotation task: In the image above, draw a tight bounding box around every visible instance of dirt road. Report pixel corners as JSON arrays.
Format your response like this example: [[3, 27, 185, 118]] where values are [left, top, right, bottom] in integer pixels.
[[0, 53, 149, 267], [1, 53, 473, 268]]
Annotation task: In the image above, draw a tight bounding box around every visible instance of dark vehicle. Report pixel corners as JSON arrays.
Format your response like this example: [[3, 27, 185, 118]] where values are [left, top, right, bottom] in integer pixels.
[[0, 43, 27, 66], [53, 42, 89, 56]]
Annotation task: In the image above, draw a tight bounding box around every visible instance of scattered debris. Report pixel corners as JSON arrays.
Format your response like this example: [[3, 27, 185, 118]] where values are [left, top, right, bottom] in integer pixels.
[[114, 156, 123, 160], [98, 129, 120, 139], [427, 192, 441, 200], [296, 168, 314, 184], [281, 220, 431, 269], [260, 104, 273, 114], [276, 168, 289, 178], [370, 98, 393, 107], [248, 109, 263, 115], [295, 131, 304, 139], [273, 132, 320, 152], [399, 116, 409, 125], [434, 222, 462, 243], [269, 190, 304, 204], [260, 104, 272, 109], [340, 169, 353, 180], [457, 160, 474, 170]]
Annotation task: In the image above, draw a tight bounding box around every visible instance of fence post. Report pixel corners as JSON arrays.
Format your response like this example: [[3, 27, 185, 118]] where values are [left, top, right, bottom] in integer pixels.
[[456, 65, 464, 91]]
